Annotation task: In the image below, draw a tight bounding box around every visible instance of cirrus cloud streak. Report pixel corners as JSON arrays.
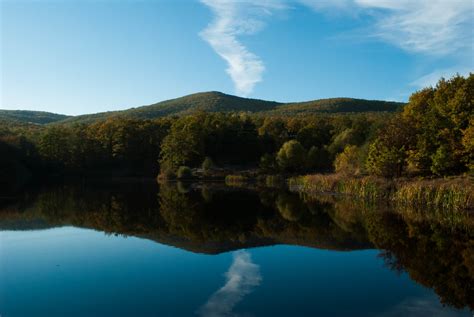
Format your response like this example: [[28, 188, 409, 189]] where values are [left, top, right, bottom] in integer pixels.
[[201, 0, 473, 95], [200, 0, 285, 96]]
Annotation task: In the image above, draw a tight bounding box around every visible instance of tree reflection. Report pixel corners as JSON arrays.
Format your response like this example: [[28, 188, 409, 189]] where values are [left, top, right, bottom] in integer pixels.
[[0, 182, 472, 309], [364, 210, 473, 309]]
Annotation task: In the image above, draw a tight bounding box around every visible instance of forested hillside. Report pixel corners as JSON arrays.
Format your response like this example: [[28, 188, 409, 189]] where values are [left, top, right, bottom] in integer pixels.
[[2, 92, 403, 125], [271, 98, 404, 115], [0, 110, 70, 124], [0, 74, 472, 194]]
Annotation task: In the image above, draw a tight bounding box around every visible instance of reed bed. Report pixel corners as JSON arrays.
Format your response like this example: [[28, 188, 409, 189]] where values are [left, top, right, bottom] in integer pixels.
[[290, 174, 474, 212], [393, 178, 473, 212], [289, 174, 394, 201], [224, 174, 250, 186], [264, 175, 286, 188]]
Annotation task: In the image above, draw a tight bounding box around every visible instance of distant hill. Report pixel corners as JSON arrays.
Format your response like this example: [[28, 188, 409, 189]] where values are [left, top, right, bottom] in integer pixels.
[[2, 92, 405, 124], [270, 98, 405, 115], [0, 110, 70, 125], [60, 91, 282, 124]]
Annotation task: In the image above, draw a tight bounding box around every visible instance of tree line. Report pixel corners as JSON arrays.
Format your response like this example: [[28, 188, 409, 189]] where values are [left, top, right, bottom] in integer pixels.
[[1, 74, 472, 188]]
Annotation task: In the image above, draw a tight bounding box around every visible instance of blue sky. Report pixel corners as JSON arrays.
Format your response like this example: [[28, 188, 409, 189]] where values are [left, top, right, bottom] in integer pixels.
[[1, 0, 472, 115]]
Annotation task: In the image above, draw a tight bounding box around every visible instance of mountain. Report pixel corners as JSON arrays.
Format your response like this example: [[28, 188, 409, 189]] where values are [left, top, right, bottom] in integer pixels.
[[2, 91, 405, 124], [0, 110, 70, 125], [59, 91, 282, 124], [269, 97, 405, 115]]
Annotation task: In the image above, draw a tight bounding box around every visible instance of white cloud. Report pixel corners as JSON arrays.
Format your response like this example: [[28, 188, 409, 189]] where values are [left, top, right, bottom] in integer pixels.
[[299, 0, 355, 11], [377, 295, 467, 317], [411, 67, 472, 89], [355, 0, 474, 56], [301, 0, 473, 92], [200, 0, 285, 96], [197, 250, 262, 317], [200, 0, 473, 95], [301, 0, 474, 56]]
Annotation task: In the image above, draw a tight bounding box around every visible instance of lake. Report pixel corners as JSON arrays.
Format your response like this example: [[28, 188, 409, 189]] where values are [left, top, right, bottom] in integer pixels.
[[0, 180, 472, 317]]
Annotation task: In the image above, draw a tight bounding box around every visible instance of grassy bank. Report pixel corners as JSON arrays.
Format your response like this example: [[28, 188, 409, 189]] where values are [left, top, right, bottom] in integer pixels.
[[289, 174, 474, 212]]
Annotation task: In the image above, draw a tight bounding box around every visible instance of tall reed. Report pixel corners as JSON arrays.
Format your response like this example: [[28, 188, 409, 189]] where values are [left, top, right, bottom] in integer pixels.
[[225, 174, 250, 186], [290, 174, 474, 212], [289, 174, 394, 201], [393, 178, 473, 212]]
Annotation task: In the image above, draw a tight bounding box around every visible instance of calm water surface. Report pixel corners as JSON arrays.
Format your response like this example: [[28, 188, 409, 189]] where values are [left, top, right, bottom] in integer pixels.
[[0, 181, 472, 317]]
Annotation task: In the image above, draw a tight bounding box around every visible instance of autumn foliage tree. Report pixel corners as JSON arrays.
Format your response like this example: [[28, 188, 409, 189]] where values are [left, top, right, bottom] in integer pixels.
[[366, 73, 473, 177]]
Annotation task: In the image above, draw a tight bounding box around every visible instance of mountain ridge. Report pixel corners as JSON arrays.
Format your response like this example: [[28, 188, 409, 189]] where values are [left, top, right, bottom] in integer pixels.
[[0, 110, 71, 125], [0, 91, 405, 125]]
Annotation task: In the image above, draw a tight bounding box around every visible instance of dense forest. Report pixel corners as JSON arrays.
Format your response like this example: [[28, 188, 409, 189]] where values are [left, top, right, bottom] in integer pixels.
[[0, 74, 472, 192]]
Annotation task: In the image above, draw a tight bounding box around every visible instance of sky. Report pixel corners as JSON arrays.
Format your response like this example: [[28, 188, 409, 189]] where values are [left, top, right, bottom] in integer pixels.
[[1, 0, 473, 115]]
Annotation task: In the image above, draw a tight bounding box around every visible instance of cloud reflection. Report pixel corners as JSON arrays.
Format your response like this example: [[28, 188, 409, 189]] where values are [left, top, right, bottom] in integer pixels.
[[198, 250, 262, 317], [378, 295, 468, 317]]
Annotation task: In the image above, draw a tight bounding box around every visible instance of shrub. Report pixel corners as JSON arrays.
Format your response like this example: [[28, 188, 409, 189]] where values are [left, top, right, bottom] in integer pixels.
[[177, 166, 193, 179], [202, 156, 214, 171], [276, 140, 307, 172], [334, 145, 361, 176], [177, 181, 191, 193], [366, 138, 406, 177]]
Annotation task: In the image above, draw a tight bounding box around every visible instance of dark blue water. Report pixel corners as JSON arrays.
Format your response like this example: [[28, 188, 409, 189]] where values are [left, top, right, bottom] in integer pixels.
[[0, 182, 472, 316]]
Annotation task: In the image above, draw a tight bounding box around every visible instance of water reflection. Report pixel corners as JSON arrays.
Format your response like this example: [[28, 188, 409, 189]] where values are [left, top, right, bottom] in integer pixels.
[[198, 250, 261, 317], [379, 295, 468, 317], [0, 180, 472, 311]]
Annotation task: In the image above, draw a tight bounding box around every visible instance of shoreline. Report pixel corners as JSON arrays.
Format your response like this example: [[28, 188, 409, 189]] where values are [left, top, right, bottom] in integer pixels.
[[289, 174, 474, 212]]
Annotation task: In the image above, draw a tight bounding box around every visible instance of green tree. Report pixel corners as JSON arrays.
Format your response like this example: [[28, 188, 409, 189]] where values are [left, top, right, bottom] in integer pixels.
[[334, 145, 361, 176], [276, 140, 307, 172], [159, 115, 206, 172], [202, 156, 214, 171], [306, 146, 331, 171], [177, 166, 193, 179], [38, 126, 72, 167], [430, 145, 456, 176], [296, 124, 331, 149], [402, 74, 473, 175], [461, 118, 474, 172], [258, 118, 289, 149], [366, 138, 406, 177]]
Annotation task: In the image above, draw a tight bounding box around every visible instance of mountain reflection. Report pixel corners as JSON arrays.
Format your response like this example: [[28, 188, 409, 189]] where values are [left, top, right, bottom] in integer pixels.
[[198, 250, 261, 317], [0, 181, 472, 310]]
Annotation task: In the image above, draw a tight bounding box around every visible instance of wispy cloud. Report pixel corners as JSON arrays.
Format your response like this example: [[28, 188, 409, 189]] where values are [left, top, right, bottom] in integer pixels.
[[411, 67, 472, 89], [377, 295, 466, 317], [201, 0, 472, 95], [302, 0, 474, 56], [197, 250, 262, 317], [200, 0, 285, 96], [299, 0, 356, 13], [300, 0, 473, 94], [355, 0, 474, 56]]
